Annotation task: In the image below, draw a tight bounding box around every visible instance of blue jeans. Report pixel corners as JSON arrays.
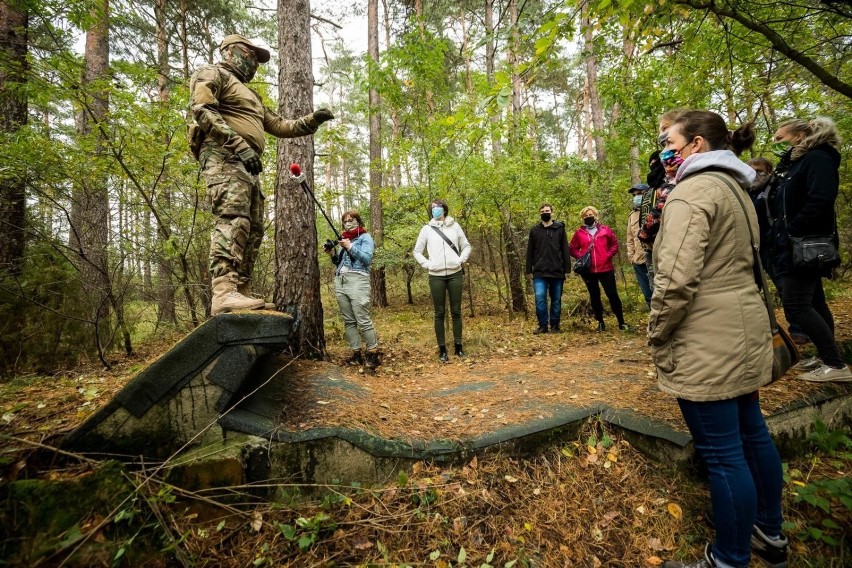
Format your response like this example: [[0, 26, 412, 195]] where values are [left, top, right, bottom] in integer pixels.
[[677, 393, 783, 567], [633, 263, 652, 307], [533, 277, 564, 329]]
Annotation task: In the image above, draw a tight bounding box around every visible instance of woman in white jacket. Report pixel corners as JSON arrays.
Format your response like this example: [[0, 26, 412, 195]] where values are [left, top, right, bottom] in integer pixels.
[[413, 199, 472, 362]]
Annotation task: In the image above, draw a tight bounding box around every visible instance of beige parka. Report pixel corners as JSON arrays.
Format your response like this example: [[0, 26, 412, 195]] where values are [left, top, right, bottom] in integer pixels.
[[648, 152, 773, 401]]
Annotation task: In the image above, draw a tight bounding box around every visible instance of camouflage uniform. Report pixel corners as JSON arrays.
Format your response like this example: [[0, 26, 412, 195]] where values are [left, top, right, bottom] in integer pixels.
[[189, 39, 325, 280]]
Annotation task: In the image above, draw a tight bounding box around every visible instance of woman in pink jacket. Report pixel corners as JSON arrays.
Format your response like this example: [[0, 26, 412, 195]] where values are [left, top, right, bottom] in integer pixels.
[[569, 206, 626, 331]]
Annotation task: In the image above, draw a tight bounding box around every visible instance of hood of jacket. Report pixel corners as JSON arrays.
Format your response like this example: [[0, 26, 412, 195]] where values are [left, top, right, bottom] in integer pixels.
[[675, 149, 756, 188], [801, 143, 841, 167], [430, 216, 457, 228]]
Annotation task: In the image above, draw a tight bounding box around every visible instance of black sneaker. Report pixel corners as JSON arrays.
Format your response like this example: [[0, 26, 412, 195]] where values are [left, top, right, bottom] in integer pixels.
[[663, 543, 716, 568], [597, 321, 606, 332], [533, 326, 548, 335], [619, 323, 630, 331], [454, 343, 465, 358], [751, 525, 788, 568]]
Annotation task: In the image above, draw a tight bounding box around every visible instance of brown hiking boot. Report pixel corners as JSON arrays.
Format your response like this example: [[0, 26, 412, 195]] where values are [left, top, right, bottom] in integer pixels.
[[236, 277, 275, 310], [211, 274, 265, 315]]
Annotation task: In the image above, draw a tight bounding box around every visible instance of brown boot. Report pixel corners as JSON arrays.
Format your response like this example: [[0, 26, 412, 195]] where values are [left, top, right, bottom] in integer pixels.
[[236, 277, 275, 310], [211, 274, 265, 315]]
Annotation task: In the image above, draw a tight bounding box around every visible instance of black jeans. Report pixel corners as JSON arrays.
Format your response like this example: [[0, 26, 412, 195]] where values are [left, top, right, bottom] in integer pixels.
[[581, 270, 624, 326], [429, 270, 464, 346], [781, 273, 843, 367]]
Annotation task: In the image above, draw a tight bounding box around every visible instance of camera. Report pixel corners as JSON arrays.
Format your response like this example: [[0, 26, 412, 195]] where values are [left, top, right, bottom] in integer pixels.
[[322, 238, 337, 252]]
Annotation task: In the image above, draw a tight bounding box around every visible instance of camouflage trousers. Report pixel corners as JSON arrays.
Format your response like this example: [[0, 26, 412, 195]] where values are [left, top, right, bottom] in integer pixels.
[[200, 143, 265, 280]]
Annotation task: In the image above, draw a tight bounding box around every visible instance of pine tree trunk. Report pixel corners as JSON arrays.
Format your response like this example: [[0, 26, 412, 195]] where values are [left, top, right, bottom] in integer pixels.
[[69, 0, 126, 366], [155, 0, 176, 324], [485, 0, 501, 157], [581, 5, 605, 163], [0, 1, 28, 275], [275, 0, 325, 358], [367, 0, 387, 308]]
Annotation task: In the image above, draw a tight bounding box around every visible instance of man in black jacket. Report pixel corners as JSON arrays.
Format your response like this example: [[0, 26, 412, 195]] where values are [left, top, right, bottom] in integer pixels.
[[526, 203, 571, 334]]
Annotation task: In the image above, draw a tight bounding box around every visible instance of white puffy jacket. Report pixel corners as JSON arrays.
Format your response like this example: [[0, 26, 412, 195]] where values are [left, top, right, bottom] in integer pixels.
[[413, 216, 472, 276]]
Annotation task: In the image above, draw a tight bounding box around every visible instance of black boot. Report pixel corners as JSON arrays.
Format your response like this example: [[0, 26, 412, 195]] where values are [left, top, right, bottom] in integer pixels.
[[438, 345, 449, 363], [365, 349, 382, 370], [344, 350, 364, 365], [533, 326, 548, 335], [454, 342, 465, 358], [597, 321, 606, 332], [551, 323, 561, 333]]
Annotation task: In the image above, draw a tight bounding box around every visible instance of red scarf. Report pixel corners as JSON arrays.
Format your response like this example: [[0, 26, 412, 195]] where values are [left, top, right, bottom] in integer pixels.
[[341, 226, 367, 241]]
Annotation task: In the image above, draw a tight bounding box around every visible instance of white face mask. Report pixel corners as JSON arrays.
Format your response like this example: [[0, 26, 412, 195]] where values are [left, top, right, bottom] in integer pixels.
[[343, 220, 357, 231]]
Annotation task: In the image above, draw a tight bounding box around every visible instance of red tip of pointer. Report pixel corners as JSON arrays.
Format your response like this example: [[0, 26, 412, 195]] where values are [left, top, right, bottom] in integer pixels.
[[289, 163, 301, 176]]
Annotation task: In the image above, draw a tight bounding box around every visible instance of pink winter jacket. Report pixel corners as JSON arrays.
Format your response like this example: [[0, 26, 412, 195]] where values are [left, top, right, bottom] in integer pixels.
[[569, 223, 619, 274]]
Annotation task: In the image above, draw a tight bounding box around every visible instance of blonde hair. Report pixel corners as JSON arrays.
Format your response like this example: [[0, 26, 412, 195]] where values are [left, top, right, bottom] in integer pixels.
[[659, 108, 689, 132], [779, 117, 842, 161], [580, 206, 599, 219]]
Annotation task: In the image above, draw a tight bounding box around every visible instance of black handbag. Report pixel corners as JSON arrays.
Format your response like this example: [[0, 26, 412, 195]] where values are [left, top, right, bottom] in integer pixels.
[[789, 235, 840, 269], [572, 233, 596, 275], [709, 173, 799, 382], [783, 187, 840, 269]]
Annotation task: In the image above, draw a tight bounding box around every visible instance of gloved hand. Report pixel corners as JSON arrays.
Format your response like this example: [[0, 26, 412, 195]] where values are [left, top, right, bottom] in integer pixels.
[[311, 107, 335, 125], [236, 147, 263, 175]]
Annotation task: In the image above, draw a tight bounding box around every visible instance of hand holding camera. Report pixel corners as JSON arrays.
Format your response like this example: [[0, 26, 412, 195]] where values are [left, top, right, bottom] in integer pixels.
[[322, 238, 337, 254]]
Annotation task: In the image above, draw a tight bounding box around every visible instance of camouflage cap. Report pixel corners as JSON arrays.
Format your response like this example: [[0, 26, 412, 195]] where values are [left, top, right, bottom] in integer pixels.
[[219, 34, 270, 63]]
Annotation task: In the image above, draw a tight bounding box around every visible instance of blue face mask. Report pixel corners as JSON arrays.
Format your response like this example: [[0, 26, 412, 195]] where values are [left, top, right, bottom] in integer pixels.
[[431, 206, 444, 219], [633, 195, 642, 208]]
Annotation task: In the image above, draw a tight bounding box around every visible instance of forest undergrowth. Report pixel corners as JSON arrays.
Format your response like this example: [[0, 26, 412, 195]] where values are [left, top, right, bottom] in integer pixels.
[[1, 282, 850, 566]]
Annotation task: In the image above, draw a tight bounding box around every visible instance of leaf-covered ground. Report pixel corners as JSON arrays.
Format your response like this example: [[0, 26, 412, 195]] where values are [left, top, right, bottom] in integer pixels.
[[1, 297, 850, 566]]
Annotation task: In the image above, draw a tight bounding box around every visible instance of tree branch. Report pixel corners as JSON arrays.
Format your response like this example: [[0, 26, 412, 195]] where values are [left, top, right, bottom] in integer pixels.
[[672, 0, 852, 99]]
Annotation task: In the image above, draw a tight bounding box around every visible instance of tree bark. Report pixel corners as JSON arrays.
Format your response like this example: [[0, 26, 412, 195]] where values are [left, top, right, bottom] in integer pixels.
[[581, 4, 605, 163], [367, 0, 387, 307], [69, 0, 132, 364], [485, 0, 501, 157], [0, 1, 28, 275], [275, 0, 325, 358], [155, 0, 176, 324]]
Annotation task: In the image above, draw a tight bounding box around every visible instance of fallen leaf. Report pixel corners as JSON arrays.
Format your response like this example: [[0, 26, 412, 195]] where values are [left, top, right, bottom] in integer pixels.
[[601, 511, 619, 527], [316, 400, 330, 405], [636, 505, 646, 515], [648, 537, 664, 551], [353, 539, 373, 550], [667, 502, 683, 520], [249, 511, 262, 532], [504, 475, 518, 483], [591, 526, 603, 541], [646, 556, 663, 566]]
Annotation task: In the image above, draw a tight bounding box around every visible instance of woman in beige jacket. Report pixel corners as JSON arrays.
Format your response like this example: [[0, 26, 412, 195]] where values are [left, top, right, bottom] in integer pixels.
[[651, 111, 786, 568]]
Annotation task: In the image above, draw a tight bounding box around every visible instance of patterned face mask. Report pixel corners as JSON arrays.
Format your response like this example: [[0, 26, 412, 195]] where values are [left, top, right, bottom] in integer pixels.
[[771, 140, 791, 157], [660, 147, 685, 176], [224, 45, 259, 82], [343, 220, 357, 231]]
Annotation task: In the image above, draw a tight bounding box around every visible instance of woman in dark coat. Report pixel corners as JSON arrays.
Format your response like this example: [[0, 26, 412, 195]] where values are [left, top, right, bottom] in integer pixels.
[[768, 117, 850, 383]]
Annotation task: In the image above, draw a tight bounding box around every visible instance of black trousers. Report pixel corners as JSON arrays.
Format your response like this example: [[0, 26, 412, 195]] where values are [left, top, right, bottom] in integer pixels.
[[781, 273, 843, 367], [581, 270, 624, 325]]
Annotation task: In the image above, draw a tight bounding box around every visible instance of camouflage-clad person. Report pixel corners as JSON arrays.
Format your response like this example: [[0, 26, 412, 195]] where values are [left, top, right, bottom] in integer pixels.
[[189, 34, 334, 314]]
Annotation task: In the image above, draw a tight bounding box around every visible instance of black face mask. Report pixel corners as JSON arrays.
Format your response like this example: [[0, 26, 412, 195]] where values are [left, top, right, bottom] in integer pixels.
[[583, 217, 596, 226], [540, 213, 551, 222]]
